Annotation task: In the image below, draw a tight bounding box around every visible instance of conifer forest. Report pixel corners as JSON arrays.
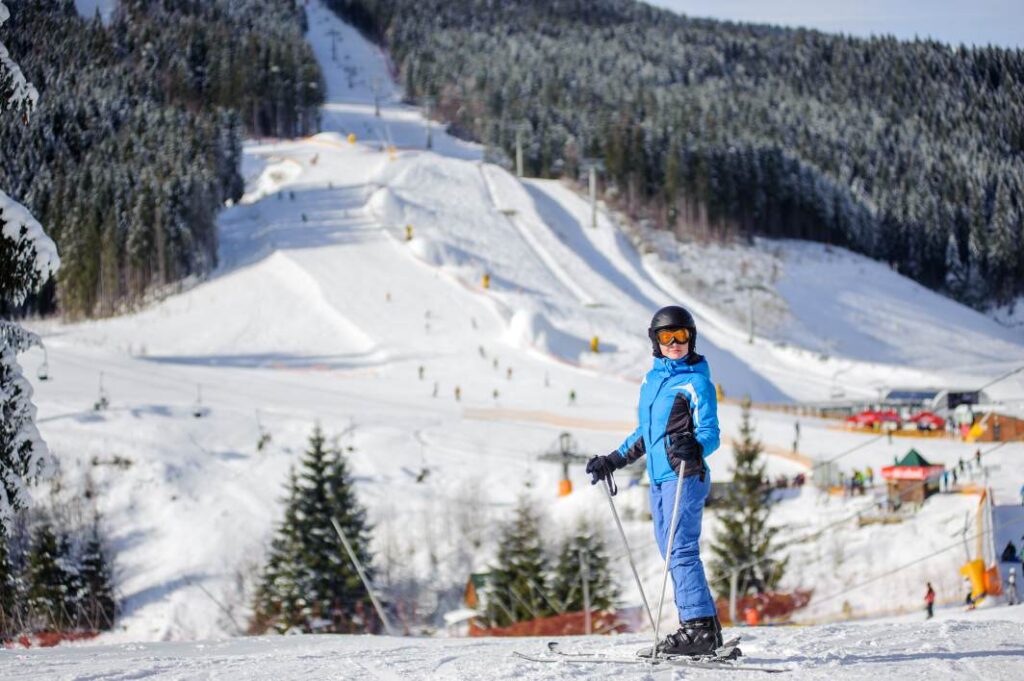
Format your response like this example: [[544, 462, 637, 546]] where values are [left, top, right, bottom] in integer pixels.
[[328, 0, 1024, 309], [0, 0, 323, 319]]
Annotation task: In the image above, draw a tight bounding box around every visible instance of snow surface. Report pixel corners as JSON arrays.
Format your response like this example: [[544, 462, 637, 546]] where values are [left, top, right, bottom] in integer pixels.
[[9, 0, 1024, 675], [5, 608, 1024, 680]]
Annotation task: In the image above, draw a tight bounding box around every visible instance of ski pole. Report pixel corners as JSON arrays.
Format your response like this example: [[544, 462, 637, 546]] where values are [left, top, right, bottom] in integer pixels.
[[601, 476, 656, 633], [652, 470, 686, 660], [331, 516, 396, 636]]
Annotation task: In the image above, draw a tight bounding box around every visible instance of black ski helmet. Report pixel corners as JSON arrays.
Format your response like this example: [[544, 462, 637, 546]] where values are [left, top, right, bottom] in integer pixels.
[[648, 305, 697, 357]]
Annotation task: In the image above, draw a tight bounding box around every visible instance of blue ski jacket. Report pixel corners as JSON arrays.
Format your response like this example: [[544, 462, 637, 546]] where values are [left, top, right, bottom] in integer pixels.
[[612, 354, 720, 483]]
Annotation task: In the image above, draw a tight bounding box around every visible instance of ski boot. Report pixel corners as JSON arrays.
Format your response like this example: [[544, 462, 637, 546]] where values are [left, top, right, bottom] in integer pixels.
[[655, 616, 722, 657]]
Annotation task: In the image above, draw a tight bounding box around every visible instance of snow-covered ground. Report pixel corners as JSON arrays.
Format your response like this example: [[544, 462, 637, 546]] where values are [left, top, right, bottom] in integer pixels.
[[8, 0, 1024, 675], [5, 607, 1024, 680]]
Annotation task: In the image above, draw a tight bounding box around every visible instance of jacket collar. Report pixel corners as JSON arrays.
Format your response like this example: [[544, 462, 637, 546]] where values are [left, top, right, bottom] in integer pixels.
[[652, 353, 707, 377]]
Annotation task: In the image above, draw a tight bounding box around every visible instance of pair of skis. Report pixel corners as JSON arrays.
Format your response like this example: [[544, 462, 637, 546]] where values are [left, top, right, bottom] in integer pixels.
[[513, 637, 788, 673]]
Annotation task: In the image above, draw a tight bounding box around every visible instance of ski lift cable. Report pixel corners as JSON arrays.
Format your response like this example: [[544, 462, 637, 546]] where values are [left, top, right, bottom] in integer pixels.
[[53, 349, 443, 420], [976, 364, 1024, 393], [812, 511, 1024, 607], [814, 433, 887, 468], [708, 440, 1015, 587]]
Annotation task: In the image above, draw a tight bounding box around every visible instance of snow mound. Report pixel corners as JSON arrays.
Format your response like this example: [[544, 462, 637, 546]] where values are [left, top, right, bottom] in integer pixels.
[[366, 185, 405, 226], [70, 251, 378, 365], [241, 158, 303, 204], [504, 308, 587, 360]]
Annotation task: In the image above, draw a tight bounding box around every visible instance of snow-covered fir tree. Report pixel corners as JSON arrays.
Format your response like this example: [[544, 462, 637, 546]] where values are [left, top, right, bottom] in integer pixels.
[[0, 525, 18, 632], [484, 495, 554, 627], [0, 0, 58, 533], [253, 425, 376, 634], [550, 520, 618, 614], [709, 399, 787, 598], [76, 518, 116, 631], [23, 521, 75, 630]]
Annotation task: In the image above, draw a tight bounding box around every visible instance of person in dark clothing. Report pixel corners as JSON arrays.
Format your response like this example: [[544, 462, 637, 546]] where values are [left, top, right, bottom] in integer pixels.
[[1003, 540, 1019, 563], [925, 582, 935, 619]]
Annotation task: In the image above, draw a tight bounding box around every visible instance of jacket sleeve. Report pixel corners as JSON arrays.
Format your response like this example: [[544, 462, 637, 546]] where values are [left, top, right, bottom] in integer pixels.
[[614, 426, 646, 466], [680, 377, 720, 457]]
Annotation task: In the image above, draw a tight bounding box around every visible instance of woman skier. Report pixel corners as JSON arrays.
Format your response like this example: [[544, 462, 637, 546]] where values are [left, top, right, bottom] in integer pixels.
[[586, 305, 723, 655]]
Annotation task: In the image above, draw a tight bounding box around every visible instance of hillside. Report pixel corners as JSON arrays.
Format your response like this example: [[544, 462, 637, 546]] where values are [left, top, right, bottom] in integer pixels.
[[12, 0, 1024, 649]]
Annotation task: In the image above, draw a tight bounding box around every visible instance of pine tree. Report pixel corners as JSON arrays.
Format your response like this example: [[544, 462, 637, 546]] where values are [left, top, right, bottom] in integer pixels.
[[550, 520, 618, 614], [77, 519, 116, 631], [24, 521, 75, 630], [0, 3, 58, 533], [252, 468, 306, 634], [252, 425, 375, 634], [709, 399, 786, 599], [0, 526, 19, 634], [484, 495, 554, 627]]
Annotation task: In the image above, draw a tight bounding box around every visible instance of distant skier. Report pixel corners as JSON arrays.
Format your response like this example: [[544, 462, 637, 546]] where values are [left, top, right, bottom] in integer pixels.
[[1008, 568, 1019, 606], [925, 582, 935, 619], [586, 305, 722, 656]]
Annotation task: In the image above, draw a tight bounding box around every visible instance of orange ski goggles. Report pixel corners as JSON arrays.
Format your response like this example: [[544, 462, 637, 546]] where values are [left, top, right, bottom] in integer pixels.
[[655, 328, 691, 345]]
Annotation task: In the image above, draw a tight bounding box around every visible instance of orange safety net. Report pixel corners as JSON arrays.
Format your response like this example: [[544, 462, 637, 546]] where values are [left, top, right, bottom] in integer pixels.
[[469, 610, 628, 637], [716, 590, 813, 625]]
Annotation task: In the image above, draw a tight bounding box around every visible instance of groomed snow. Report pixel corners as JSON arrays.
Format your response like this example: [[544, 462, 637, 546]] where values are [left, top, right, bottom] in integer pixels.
[[5, 608, 1024, 680]]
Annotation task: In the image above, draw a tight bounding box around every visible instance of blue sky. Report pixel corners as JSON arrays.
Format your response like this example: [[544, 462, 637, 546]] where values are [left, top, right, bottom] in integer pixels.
[[645, 0, 1023, 49]]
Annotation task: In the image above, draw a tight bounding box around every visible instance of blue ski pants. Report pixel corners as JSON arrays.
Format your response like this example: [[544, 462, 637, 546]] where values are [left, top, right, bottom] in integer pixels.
[[650, 471, 717, 623]]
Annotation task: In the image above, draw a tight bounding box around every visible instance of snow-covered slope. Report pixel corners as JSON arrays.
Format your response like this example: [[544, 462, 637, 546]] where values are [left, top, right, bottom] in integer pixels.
[[15, 0, 1024, 658], [6, 607, 1024, 680]]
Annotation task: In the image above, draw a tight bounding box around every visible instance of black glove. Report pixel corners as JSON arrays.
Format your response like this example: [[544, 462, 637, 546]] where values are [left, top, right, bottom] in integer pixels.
[[586, 453, 623, 486], [667, 433, 704, 478]]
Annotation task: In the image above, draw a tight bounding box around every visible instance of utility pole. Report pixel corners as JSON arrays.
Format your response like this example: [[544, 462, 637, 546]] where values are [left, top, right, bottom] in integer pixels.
[[424, 96, 434, 149], [327, 29, 340, 62], [736, 281, 769, 343], [515, 125, 524, 177], [729, 569, 739, 625], [589, 166, 597, 228], [579, 549, 592, 635], [581, 159, 604, 229]]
